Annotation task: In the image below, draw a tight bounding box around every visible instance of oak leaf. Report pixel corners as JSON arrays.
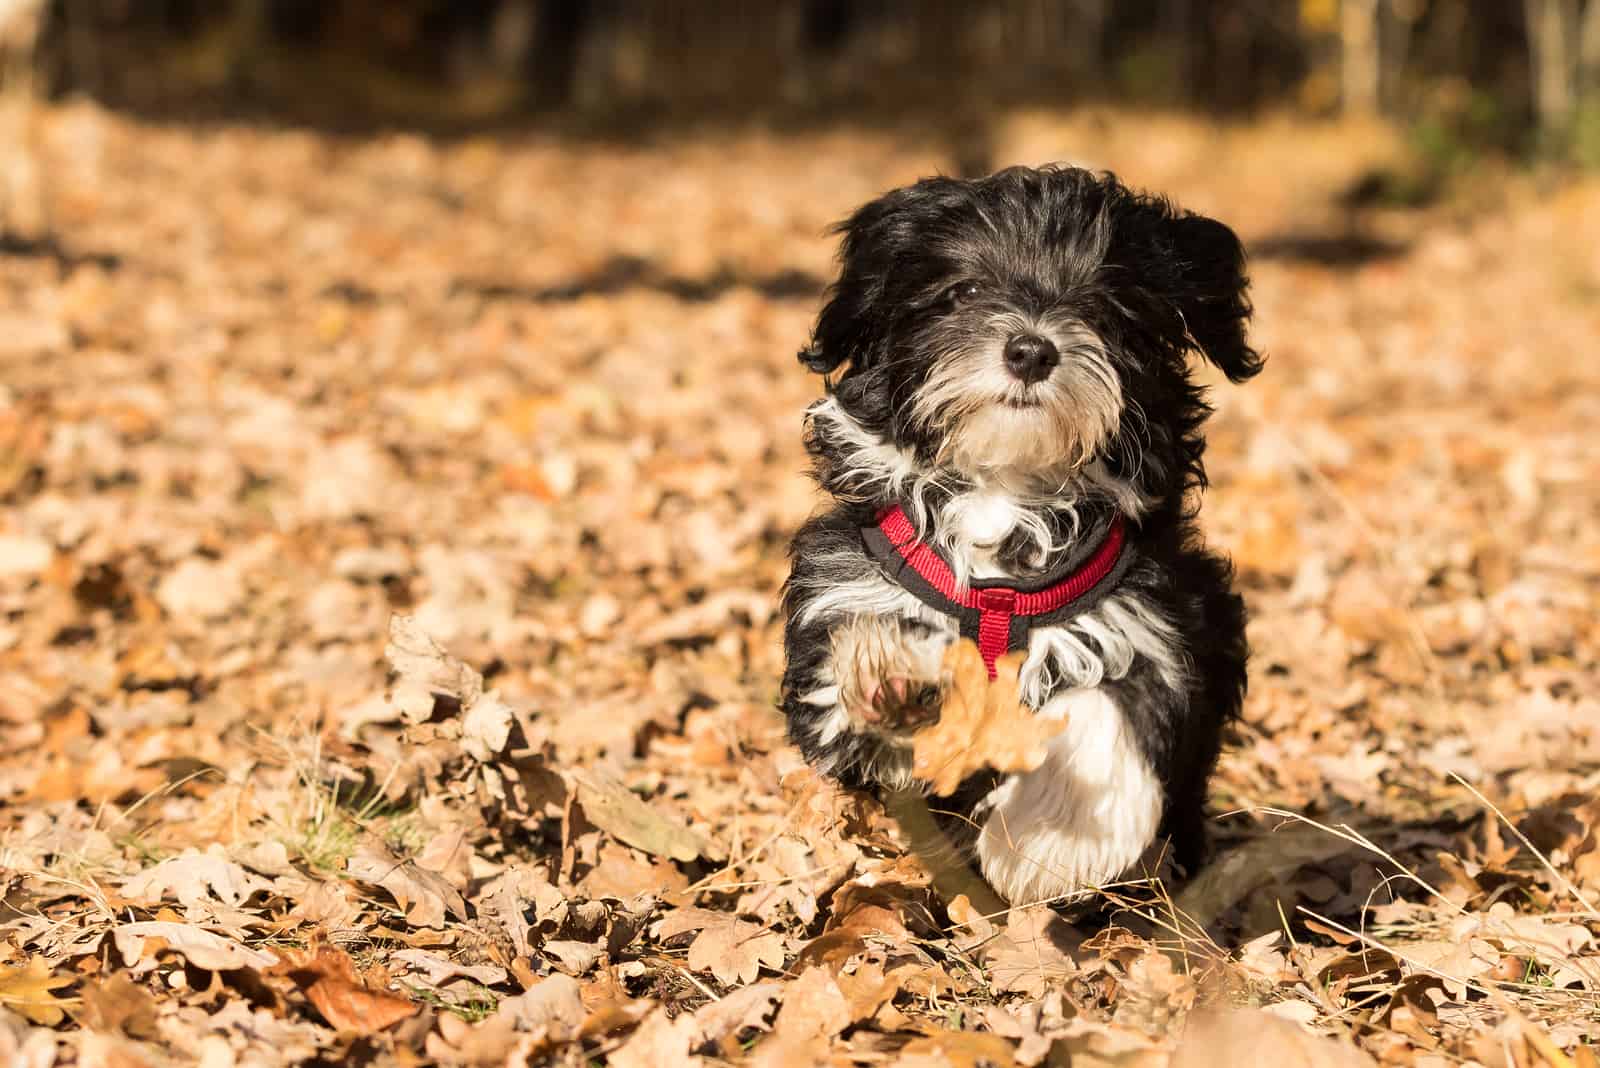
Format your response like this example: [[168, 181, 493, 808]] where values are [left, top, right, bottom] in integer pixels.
[[653, 908, 785, 986], [0, 958, 77, 1026], [910, 642, 1068, 796]]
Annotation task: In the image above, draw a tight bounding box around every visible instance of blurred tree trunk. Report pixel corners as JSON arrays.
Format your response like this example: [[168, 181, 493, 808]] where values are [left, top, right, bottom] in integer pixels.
[[1524, 0, 1577, 133], [0, 0, 46, 237], [1581, 0, 1600, 96], [1341, 0, 1381, 113], [1382, 0, 1426, 110]]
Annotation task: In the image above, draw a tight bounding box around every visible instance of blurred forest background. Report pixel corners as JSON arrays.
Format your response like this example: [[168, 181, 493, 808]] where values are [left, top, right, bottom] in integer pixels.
[[4, 0, 1600, 163]]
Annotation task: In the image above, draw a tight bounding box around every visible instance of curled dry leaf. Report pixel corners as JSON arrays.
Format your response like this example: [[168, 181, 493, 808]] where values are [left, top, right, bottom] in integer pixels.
[[910, 642, 1068, 796], [391, 949, 507, 989], [345, 842, 469, 929], [687, 981, 783, 1050], [272, 944, 418, 1035], [386, 614, 484, 710]]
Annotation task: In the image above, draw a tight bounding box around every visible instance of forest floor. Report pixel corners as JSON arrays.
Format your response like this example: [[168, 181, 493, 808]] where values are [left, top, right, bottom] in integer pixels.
[[2, 102, 1599, 1067]]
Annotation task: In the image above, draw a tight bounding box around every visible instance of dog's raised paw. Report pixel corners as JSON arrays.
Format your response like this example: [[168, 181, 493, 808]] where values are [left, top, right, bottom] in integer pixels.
[[860, 675, 943, 732]]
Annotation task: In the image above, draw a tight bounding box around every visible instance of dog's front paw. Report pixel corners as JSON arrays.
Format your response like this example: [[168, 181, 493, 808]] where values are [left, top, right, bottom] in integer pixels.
[[830, 617, 949, 737], [858, 675, 944, 732]]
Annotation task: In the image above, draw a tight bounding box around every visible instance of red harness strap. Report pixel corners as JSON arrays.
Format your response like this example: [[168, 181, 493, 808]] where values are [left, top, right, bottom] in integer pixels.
[[875, 504, 1127, 678]]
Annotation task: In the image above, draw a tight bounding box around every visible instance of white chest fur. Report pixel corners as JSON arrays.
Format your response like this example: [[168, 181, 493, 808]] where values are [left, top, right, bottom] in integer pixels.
[[973, 685, 1163, 904]]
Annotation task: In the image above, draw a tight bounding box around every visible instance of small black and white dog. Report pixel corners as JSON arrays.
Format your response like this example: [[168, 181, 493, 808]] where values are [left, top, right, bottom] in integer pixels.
[[780, 165, 1260, 905]]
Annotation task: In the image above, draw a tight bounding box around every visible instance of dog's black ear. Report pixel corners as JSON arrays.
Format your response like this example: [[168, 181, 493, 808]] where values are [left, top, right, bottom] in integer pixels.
[[1166, 213, 1263, 383], [799, 189, 914, 376]]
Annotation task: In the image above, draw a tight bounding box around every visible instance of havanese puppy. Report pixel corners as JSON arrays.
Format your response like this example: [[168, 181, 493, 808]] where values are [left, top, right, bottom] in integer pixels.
[[780, 165, 1261, 906]]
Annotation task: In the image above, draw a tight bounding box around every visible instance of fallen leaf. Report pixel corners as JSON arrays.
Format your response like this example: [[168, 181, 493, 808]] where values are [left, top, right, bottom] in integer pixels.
[[608, 1006, 703, 1068], [898, 1031, 1019, 1068], [654, 908, 787, 987], [981, 907, 1080, 998], [0, 958, 77, 1026], [580, 843, 690, 900], [385, 614, 486, 708], [346, 842, 469, 929], [543, 940, 606, 975], [112, 922, 279, 973], [687, 981, 783, 1050], [770, 966, 848, 1040], [571, 768, 719, 863], [391, 949, 508, 989], [502, 973, 586, 1035], [120, 847, 273, 914], [78, 973, 160, 1039], [273, 944, 418, 1034]]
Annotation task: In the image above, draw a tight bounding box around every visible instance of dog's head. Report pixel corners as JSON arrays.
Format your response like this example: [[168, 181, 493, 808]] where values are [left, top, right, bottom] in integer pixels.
[[802, 166, 1261, 504]]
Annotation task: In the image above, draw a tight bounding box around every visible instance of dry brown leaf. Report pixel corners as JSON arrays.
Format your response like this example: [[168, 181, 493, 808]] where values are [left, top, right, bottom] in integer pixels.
[[654, 908, 787, 987], [608, 1006, 704, 1068], [112, 922, 279, 973], [579, 843, 690, 900], [570, 768, 719, 863], [78, 973, 159, 1040], [910, 642, 1067, 796], [0, 958, 77, 1026], [273, 945, 418, 1034], [120, 847, 273, 914], [982, 908, 1081, 999], [345, 842, 469, 929], [506, 974, 586, 1034], [385, 613, 486, 712], [834, 960, 900, 1023], [391, 949, 507, 989], [687, 981, 783, 1050], [771, 966, 849, 1041]]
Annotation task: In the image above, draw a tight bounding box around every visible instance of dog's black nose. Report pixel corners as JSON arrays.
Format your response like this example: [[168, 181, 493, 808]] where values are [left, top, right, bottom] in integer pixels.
[[1003, 334, 1059, 385]]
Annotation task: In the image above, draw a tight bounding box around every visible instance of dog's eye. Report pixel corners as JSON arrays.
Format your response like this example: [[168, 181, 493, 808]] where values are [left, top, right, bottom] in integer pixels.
[[941, 281, 981, 307]]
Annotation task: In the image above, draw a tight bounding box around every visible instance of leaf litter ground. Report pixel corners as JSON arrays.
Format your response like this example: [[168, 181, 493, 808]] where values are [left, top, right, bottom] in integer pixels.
[[2, 104, 1600, 1067]]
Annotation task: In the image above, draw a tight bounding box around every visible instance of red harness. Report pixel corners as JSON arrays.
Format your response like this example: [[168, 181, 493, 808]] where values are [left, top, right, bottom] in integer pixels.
[[864, 504, 1130, 678]]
